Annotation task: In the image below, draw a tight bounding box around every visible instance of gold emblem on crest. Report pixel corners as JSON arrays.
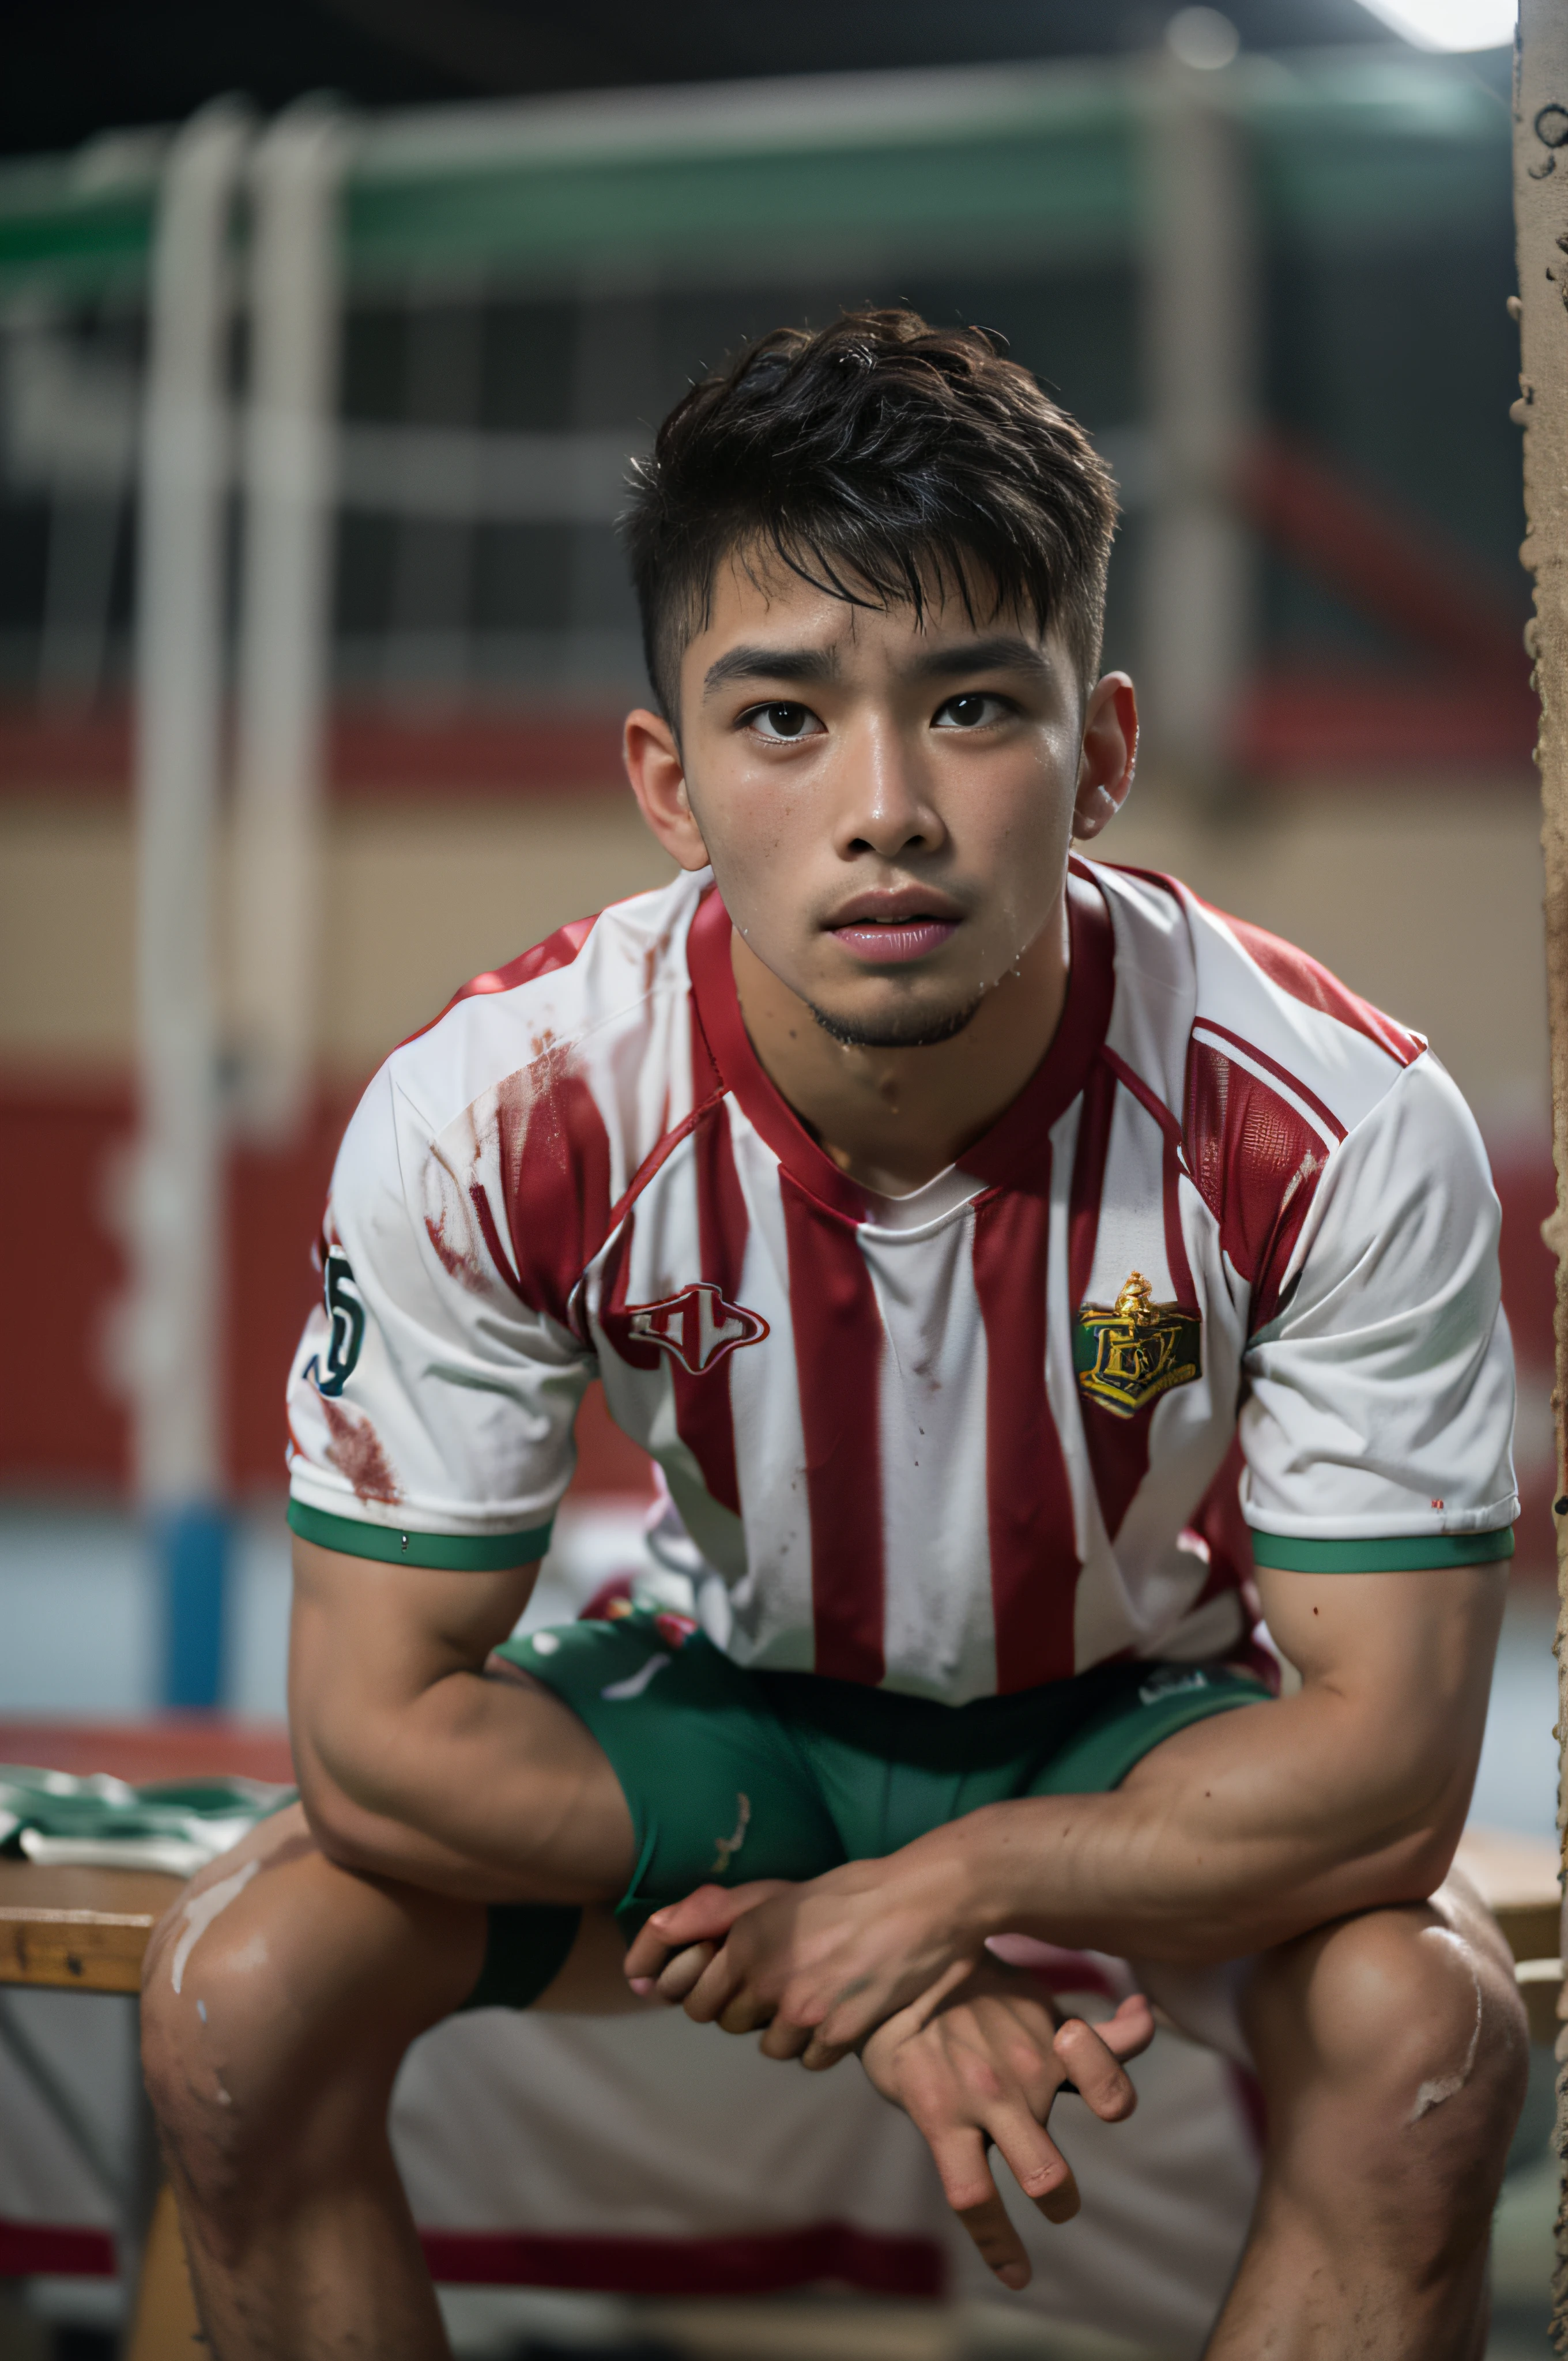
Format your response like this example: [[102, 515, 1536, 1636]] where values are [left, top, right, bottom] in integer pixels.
[[1074, 1271, 1201, 1420]]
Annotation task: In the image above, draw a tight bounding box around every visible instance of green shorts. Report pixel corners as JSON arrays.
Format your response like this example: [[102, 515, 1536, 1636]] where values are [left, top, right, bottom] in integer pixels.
[[460, 1611, 1270, 2012]]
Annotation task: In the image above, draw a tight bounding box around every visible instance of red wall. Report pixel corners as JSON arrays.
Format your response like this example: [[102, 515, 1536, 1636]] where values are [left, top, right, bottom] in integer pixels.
[[0, 1080, 652, 1504]]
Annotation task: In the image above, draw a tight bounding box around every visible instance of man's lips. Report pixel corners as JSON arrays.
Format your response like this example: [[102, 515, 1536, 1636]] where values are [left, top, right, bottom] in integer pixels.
[[825, 895, 962, 965], [828, 917, 959, 964]]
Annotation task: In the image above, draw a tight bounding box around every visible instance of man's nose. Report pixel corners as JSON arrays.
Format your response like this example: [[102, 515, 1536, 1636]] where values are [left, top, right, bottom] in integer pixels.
[[832, 721, 946, 860]]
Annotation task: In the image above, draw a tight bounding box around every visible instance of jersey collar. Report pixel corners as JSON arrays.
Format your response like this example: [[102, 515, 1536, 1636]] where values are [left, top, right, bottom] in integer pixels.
[[686, 858, 1115, 1221]]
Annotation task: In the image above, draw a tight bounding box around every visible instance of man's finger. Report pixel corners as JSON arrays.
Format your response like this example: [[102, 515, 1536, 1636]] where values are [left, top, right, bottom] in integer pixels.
[[652, 1942, 715, 2003], [1053, 2016, 1139, 2124], [680, 1945, 749, 2025], [922, 2127, 1031, 2289], [623, 1883, 771, 1979], [799, 2027, 857, 2072], [956, 2193, 1033, 2290], [1031, 2161, 1081, 2227], [1095, 1992, 1156, 2061], [982, 2102, 1080, 2226], [716, 1990, 779, 2036], [757, 2015, 814, 2062]]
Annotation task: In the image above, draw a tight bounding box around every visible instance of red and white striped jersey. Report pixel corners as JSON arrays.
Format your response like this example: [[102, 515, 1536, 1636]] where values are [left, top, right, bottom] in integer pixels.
[[286, 859, 1517, 1705]]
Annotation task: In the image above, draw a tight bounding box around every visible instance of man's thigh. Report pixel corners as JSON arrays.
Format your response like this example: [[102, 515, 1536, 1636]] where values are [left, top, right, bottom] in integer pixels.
[[496, 1612, 843, 1932]]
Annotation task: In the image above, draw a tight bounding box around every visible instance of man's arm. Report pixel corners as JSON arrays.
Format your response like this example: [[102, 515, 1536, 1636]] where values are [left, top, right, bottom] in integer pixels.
[[287, 1536, 633, 1904], [628, 1562, 1505, 2061]]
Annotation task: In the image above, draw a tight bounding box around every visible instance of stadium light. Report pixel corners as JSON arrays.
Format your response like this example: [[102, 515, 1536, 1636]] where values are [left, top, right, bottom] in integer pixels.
[[1355, 0, 1517, 48]]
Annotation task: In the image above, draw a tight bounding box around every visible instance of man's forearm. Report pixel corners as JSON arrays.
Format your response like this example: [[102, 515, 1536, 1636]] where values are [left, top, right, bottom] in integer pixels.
[[929, 1687, 1471, 1967]]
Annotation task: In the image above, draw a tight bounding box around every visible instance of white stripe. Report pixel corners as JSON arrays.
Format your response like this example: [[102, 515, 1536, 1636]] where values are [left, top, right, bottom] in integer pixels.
[[600, 1653, 670, 1701]]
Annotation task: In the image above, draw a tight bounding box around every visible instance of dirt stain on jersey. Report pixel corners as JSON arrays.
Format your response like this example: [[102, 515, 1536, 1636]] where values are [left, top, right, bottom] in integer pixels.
[[423, 1205, 487, 1293], [423, 1034, 614, 1329], [319, 1397, 401, 1505]]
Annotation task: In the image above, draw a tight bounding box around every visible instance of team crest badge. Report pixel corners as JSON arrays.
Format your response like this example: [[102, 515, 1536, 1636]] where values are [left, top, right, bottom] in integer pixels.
[[619, 1283, 769, 1376], [1074, 1271, 1201, 1420]]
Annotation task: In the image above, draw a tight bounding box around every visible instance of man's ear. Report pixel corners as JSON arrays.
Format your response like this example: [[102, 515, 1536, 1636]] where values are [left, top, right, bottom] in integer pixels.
[[624, 709, 712, 872], [1072, 673, 1138, 843]]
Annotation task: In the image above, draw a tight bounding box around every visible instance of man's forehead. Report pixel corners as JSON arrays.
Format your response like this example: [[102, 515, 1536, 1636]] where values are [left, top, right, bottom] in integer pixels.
[[689, 555, 1058, 685]]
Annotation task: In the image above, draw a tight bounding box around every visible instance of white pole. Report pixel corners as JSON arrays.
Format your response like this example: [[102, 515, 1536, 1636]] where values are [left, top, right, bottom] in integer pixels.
[[229, 101, 346, 1143], [130, 102, 250, 1705], [1139, 52, 1257, 791]]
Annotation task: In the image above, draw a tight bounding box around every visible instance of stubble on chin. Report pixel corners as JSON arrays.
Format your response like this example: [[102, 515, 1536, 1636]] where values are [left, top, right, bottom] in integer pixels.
[[806, 991, 986, 1051]]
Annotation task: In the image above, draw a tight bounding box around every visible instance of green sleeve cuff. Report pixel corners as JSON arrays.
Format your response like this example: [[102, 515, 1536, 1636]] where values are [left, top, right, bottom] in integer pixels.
[[1249, 1526, 1515, 1572], [287, 1499, 553, 1571]]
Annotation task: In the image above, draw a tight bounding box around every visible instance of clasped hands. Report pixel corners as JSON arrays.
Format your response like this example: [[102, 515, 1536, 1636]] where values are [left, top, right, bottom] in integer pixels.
[[622, 1855, 1152, 2290]]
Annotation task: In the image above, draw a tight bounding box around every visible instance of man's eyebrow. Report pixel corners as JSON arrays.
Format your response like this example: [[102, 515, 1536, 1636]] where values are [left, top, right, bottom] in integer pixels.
[[907, 635, 1053, 681], [702, 644, 837, 697]]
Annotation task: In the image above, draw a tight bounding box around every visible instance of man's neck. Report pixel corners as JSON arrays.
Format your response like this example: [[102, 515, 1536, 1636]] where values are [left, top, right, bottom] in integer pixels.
[[729, 895, 1072, 1198]]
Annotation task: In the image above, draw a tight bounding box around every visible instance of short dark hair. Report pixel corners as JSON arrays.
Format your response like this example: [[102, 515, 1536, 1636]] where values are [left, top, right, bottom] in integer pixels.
[[622, 307, 1119, 725]]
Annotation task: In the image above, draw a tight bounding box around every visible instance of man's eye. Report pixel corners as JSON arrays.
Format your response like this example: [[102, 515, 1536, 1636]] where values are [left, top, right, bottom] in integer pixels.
[[934, 693, 1008, 730], [745, 703, 820, 741]]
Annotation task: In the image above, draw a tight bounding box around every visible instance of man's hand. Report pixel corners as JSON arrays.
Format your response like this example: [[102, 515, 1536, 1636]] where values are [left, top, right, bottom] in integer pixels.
[[859, 1960, 1154, 2290], [630, 1900, 1155, 2291], [627, 1567, 1506, 2061], [624, 1852, 985, 2066]]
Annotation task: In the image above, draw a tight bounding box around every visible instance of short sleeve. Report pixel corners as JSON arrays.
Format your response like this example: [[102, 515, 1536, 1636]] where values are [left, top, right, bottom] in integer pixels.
[[1239, 1053, 1518, 1570], [285, 1065, 593, 1570]]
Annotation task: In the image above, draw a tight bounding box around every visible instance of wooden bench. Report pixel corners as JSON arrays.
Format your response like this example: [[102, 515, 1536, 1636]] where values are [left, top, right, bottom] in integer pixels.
[[0, 1718, 292, 2360]]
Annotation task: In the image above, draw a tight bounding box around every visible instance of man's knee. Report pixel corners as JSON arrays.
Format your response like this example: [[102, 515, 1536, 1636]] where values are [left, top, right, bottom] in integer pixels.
[[141, 1812, 484, 2213], [1246, 1889, 1528, 2220]]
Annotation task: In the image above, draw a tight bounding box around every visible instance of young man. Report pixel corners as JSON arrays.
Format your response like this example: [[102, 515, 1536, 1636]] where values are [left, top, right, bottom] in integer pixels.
[[142, 310, 1528, 2360]]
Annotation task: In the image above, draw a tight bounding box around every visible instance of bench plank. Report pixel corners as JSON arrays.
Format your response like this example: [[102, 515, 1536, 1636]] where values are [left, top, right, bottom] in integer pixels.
[[0, 1860, 182, 1994]]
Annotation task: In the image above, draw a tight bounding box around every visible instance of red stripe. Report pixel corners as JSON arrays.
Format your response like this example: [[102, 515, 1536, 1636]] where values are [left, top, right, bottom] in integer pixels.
[[687, 887, 868, 1223], [669, 1081, 750, 1516], [972, 1176, 1081, 1691], [0, 2219, 118, 2276], [470, 1183, 526, 1303], [964, 868, 1117, 1190], [1183, 1040, 1328, 1330], [597, 1211, 678, 1386], [1064, 1061, 1166, 1547], [416, 2222, 943, 2298], [781, 1176, 885, 1685], [497, 1059, 615, 1329], [1068, 1053, 1117, 1306], [1193, 1020, 1346, 1143]]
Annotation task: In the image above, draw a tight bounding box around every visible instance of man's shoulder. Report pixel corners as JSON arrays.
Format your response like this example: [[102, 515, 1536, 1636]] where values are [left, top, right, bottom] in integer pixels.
[[1087, 857, 1426, 1141], [376, 868, 705, 1136]]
